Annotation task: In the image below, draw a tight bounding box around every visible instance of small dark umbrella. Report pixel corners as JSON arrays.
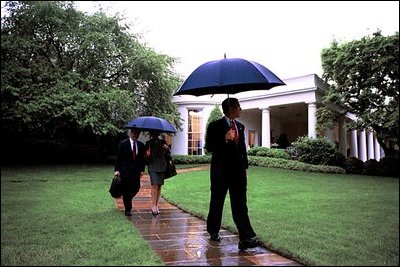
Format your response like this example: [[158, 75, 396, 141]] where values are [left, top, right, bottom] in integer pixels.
[[174, 57, 285, 96], [125, 116, 177, 134]]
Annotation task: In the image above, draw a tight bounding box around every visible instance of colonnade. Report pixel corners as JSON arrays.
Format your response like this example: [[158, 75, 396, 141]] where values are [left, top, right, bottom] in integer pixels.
[[260, 103, 384, 162], [348, 128, 385, 161]]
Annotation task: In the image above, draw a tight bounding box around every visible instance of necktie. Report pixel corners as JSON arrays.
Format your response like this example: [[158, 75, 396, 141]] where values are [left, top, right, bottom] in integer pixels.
[[231, 120, 238, 144], [132, 141, 137, 160]]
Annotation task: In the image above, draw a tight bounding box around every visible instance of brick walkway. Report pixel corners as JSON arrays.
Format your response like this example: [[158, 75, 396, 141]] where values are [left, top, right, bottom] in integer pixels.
[[114, 167, 302, 266]]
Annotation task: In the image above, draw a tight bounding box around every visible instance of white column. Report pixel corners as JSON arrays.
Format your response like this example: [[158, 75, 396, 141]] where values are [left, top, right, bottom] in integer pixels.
[[350, 130, 358, 158], [374, 135, 381, 161], [367, 129, 374, 160], [307, 102, 317, 138], [338, 118, 347, 156], [359, 130, 367, 161], [261, 108, 271, 148], [171, 106, 188, 155]]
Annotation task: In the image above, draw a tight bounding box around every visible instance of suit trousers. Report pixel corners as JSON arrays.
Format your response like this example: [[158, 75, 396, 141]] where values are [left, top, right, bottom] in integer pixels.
[[122, 175, 141, 212], [207, 168, 256, 241]]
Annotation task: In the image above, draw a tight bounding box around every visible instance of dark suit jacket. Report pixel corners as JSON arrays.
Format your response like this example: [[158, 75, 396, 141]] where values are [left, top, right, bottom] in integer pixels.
[[114, 138, 146, 181], [205, 117, 248, 177]]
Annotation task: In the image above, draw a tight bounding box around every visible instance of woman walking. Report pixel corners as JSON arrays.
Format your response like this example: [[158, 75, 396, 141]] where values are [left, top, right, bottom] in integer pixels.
[[145, 130, 170, 215]]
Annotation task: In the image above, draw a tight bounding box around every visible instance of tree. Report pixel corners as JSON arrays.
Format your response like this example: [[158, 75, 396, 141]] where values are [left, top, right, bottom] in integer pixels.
[[318, 31, 399, 157], [206, 104, 223, 129], [1, 1, 182, 161]]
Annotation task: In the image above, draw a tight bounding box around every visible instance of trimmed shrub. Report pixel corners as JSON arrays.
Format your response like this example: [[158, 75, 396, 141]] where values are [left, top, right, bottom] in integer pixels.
[[327, 152, 346, 167], [169, 154, 347, 174], [377, 156, 399, 177], [343, 157, 364, 174], [363, 159, 378, 176], [285, 146, 297, 160], [292, 136, 336, 165], [172, 154, 211, 164], [247, 146, 291, 160], [248, 156, 345, 174]]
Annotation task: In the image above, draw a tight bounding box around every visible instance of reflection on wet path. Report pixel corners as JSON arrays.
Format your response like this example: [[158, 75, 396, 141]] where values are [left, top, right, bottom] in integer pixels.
[[114, 167, 302, 266]]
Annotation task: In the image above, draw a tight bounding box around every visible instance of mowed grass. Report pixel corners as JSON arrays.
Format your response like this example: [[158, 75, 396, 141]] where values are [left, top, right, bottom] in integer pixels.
[[1, 165, 164, 266], [162, 166, 399, 266], [1, 164, 398, 266]]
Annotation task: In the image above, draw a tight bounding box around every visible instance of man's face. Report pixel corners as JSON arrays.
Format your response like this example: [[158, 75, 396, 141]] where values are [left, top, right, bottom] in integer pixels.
[[230, 102, 242, 119], [130, 130, 141, 140]]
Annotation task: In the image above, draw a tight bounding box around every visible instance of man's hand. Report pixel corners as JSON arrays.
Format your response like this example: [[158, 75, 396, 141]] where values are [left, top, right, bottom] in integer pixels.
[[225, 128, 236, 142]]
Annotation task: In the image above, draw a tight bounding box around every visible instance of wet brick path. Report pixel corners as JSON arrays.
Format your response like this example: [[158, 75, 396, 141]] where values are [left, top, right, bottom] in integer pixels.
[[114, 167, 302, 266]]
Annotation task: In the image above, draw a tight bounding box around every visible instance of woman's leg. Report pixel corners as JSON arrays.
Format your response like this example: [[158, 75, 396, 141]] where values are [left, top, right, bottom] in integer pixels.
[[156, 185, 162, 213], [151, 184, 158, 213]]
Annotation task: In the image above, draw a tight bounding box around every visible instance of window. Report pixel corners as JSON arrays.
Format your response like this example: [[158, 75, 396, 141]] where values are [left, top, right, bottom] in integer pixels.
[[248, 130, 256, 148], [187, 109, 203, 155]]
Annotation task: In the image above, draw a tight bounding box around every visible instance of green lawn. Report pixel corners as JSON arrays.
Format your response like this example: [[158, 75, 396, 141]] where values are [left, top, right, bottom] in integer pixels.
[[1, 164, 398, 266], [1, 164, 164, 266], [162, 166, 399, 266]]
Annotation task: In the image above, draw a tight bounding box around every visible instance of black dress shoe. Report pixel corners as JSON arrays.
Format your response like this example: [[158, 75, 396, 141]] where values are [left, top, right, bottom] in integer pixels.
[[209, 233, 221, 242], [238, 236, 260, 250], [124, 211, 132, 216]]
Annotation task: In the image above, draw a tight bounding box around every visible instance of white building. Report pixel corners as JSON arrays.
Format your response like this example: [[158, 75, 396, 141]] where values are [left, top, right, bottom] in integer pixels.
[[170, 74, 384, 162]]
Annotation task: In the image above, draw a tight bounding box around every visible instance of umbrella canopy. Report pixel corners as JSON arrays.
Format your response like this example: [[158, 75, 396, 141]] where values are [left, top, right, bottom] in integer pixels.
[[125, 116, 177, 133], [174, 58, 286, 96]]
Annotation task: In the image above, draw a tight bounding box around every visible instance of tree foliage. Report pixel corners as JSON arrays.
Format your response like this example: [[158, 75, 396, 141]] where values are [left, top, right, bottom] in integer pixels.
[[1, 1, 181, 138], [1, 1, 182, 161], [206, 104, 223, 128], [318, 31, 399, 157]]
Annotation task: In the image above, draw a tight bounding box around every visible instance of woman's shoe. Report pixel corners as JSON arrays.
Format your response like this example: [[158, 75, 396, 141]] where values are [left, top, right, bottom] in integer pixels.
[[151, 208, 158, 216]]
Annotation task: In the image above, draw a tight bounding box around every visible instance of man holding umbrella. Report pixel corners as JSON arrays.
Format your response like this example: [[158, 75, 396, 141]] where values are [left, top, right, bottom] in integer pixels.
[[174, 57, 284, 250], [205, 97, 260, 250], [114, 128, 146, 216], [120, 116, 177, 216]]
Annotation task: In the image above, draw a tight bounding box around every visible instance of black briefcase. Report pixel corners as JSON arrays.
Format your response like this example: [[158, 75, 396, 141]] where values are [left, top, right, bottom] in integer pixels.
[[109, 175, 123, 198]]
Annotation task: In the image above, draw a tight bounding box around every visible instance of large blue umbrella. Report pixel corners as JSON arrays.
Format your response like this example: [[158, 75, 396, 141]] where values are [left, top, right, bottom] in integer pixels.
[[174, 58, 286, 96], [125, 116, 177, 133]]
